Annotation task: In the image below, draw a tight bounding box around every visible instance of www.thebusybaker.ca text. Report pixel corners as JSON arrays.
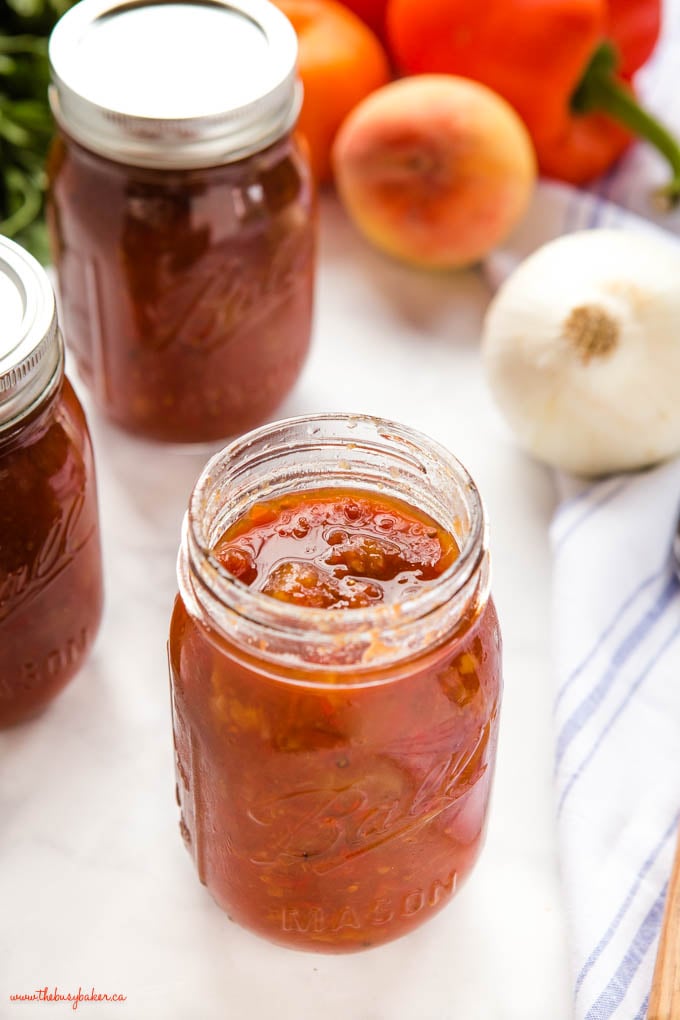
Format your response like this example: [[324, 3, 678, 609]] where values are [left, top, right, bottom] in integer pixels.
[[9, 986, 127, 1011]]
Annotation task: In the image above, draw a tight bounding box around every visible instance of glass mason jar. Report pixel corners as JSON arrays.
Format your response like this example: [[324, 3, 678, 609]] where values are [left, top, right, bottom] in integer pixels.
[[168, 414, 503, 951], [47, 0, 315, 444], [0, 236, 104, 728]]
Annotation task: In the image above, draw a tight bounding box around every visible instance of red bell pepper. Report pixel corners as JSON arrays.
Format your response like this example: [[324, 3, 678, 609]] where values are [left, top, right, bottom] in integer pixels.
[[605, 0, 660, 76], [387, 0, 680, 203]]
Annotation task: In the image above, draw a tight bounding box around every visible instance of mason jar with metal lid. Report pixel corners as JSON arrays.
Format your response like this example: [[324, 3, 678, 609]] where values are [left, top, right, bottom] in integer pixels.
[[0, 235, 104, 727], [47, 0, 316, 444]]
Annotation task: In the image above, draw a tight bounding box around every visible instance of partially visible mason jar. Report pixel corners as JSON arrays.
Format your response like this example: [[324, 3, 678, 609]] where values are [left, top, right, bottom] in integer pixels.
[[47, 0, 316, 444], [168, 413, 503, 951], [0, 235, 104, 727]]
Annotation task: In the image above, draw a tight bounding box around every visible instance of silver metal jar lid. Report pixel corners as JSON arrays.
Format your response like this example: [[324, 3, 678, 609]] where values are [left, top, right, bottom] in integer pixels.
[[48, 0, 301, 170], [0, 236, 62, 429]]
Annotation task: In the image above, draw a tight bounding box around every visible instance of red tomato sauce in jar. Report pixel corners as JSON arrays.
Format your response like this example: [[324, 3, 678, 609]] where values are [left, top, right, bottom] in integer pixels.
[[47, 137, 315, 443], [47, 0, 315, 444], [0, 235, 103, 727], [0, 380, 103, 727], [214, 489, 460, 607], [169, 416, 502, 952]]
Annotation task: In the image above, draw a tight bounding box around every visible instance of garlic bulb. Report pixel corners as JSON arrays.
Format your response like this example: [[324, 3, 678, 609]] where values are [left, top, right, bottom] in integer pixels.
[[481, 228, 680, 476]]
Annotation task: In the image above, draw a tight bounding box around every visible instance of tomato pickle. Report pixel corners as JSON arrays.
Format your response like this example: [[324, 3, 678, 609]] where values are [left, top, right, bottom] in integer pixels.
[[213, 489, 460, 608], [168, 415, 502, 951], [0, 236, 103, 727], [47, 0, 315, 444]]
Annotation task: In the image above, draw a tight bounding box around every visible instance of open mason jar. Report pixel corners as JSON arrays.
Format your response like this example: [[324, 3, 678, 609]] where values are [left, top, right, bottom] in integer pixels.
[[168, 414, 502, 950], [47, 0, 315, 444], [0, 235, 103, 727]]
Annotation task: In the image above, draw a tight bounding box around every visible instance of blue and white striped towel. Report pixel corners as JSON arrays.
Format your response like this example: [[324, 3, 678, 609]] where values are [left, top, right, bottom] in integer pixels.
[[552, 464, 680, 1020], [487, 3, 680, 1015]]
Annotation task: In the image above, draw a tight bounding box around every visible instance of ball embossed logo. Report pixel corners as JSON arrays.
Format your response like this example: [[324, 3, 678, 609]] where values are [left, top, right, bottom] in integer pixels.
[[248, 723, 490, 875]]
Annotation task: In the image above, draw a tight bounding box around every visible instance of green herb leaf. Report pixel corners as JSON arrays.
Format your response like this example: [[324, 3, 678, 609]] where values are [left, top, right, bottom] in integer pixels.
[[0, 2, 74, 262]]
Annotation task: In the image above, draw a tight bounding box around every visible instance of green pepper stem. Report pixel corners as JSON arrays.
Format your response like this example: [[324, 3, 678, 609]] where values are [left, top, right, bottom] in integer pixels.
[[572, 42, 680, 210]]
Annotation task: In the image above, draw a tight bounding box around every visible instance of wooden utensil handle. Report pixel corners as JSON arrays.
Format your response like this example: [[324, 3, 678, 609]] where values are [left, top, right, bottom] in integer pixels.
[[648, 825, 680, 1019]]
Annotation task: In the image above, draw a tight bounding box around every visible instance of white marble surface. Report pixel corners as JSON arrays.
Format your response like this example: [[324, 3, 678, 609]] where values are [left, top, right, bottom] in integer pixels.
[[0, 196, 570, 1019]]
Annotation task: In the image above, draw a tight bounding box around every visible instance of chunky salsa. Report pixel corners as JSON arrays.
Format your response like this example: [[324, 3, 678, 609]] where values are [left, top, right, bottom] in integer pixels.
[[47, 134, 315, 444], [213, 489, 460, 608], [0, 380, 103, 727], [169, 486, 501, 950]]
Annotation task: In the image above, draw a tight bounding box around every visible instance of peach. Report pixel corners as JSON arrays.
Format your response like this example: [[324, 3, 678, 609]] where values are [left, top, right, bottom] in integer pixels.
[[332, 74, 537, 269]]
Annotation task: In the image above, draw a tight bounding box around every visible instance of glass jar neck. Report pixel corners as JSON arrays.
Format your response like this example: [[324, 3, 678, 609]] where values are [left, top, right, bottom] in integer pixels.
[[178, 415, 490, 684], [55, 125, 299, 181]]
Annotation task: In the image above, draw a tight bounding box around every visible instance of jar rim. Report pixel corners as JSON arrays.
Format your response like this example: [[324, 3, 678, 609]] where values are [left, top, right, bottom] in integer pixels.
[[180, 413, 489, 673]]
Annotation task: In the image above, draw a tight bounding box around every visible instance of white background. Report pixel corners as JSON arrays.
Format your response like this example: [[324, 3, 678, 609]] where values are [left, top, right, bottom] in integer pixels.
[[0, 196, 569, 1019]]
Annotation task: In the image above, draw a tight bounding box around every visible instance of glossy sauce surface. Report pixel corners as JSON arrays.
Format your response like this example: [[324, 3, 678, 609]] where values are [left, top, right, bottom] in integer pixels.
[[169, 487, 501, 950], [47, 134, 315, 443], [0, 380, 104, 726], [213, 488, 460, 608]]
